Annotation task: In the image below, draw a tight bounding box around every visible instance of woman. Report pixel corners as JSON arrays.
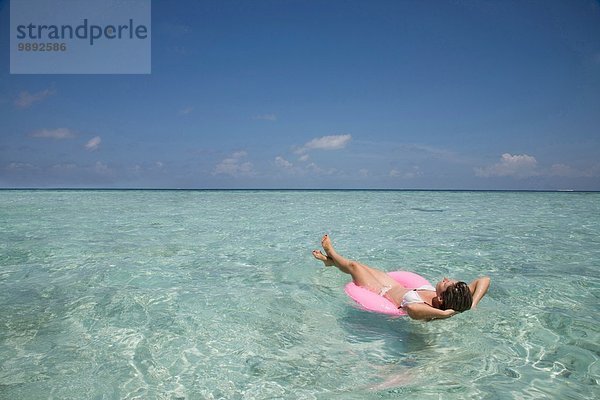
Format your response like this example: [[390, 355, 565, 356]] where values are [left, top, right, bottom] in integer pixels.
[[312, 235, 490, 320]]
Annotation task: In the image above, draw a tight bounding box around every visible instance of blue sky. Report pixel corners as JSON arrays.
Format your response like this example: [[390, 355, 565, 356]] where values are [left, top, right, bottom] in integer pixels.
[[1, 0, 599, 189]]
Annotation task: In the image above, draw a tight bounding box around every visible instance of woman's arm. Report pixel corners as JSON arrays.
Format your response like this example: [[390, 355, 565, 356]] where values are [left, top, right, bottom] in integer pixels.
[[468, 276, 490, 308], [405, 303, 457, 321]]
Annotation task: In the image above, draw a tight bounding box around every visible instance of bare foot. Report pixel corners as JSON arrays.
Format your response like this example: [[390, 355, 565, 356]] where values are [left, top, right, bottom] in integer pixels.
[[321, 234, 334, 255], [312, 250, 334, 266]]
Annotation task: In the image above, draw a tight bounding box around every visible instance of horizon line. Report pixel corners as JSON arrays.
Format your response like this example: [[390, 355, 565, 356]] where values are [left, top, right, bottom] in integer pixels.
[[0, 187, 597, 193]]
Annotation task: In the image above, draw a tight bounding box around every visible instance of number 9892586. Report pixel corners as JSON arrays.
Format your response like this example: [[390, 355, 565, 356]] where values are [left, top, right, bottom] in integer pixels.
[[17, 42, 67, 51]]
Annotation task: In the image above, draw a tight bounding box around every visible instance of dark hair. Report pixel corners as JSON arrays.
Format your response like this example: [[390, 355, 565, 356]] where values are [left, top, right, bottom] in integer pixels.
[[441, 281, 472, 312]]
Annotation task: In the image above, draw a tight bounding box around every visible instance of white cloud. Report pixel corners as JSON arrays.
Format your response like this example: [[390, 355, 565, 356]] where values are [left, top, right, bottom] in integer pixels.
[[389, 166, 422, 179], [475, 153, 539, 178], [304, 134, 351, 151], [14, 89, 55, 108], [549, 163, 600, 178], [397, 143, 466, 163], [85, 136, 102, 151], [273, 134, 353, 176], [93, 161, 112, 175], [306, 162, 337, 176], [51, 163, 77, 172], [477, 156, 600, 180], [294, 134, 352, 161], [275, 156, 293, 169], [30, 128, 74, 139], [178, 106, 193, 115], [273, 156, 341, 177], [214, 151, 255, 177], [129, 161, 164, 175], [549, 163, 579, 177], [231, 151, 247, 159], [253, 113, 277, 121], [5, 162, 37, 170]]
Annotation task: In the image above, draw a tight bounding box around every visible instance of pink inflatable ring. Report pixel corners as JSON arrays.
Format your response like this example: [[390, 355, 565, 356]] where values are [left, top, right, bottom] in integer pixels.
[[344, 271, 432, 316]]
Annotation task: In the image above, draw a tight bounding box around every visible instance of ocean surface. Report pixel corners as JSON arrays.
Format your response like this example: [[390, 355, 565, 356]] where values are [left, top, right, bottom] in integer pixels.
[[0, 190, 598, 399]]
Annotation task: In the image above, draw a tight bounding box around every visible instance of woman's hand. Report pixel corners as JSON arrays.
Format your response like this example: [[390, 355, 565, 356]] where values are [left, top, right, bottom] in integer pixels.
[[442, 309, 457, 317]]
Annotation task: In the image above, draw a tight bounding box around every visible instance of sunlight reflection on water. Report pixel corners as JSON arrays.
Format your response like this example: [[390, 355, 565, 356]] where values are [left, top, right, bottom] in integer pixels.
[[1, 190, 598, 399]]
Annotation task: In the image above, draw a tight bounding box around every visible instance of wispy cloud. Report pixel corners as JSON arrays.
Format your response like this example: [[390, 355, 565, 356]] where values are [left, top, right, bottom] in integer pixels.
[[306, 162, 338, 176], [50, 163, 77, 172], [29, 128, 74, 139], [294, 134, 352, 161], [550, 163, 580, 178], [274, 155, 340, 177], [396, 143, 466, 163], [476, 155, 600, 180], [14, 89, 55, 108], [475, 153, 539, 178], [85, 136, 102, 151], [5, 162, 37, 171], [213, 151, 255, 177], [91, 161, 113, 177], [275, 156, 293, 169], [304, 134, 351, 151], [178, 106, 193, 115], [549, 163, 600, 178], [390, 166, 422, 179], [253, 113, 277, 121]]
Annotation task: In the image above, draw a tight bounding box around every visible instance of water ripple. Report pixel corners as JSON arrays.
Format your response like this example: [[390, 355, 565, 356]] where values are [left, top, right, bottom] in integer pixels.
[[1, 190, 599, 399]]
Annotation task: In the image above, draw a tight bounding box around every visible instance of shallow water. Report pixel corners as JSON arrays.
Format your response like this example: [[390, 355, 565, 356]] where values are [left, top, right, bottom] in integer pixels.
[[0, 190, 598, 399]]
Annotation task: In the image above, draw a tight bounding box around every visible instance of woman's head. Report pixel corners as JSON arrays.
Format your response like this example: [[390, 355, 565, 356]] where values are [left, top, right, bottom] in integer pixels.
[[436, 278, 472, 312]]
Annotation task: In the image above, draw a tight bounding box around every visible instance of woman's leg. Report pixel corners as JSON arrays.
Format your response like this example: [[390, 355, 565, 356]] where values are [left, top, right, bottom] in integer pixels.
[[313, 235, 398, 291]]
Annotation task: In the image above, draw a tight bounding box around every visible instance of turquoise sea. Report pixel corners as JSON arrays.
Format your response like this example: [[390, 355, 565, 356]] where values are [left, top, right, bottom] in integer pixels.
[[1, 190, 598, 399]]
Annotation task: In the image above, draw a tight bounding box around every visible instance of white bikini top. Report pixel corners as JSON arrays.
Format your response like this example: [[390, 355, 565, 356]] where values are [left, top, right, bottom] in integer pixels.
[[401, 285, 436, 308]]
